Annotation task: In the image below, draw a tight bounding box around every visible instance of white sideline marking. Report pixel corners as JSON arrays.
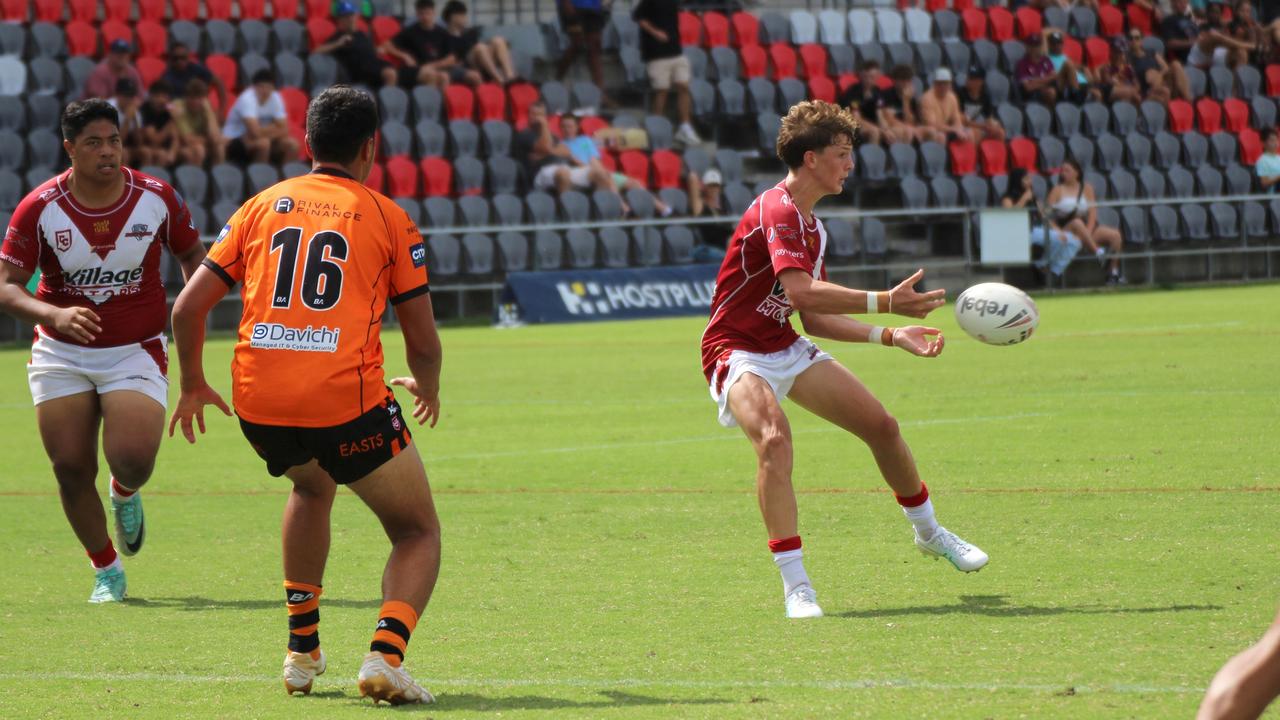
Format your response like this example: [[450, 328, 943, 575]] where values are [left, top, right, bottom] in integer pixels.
[[432, 413, 1053, 462], [0, 671, 1202, 695], [1041, 321, 1244, 338]]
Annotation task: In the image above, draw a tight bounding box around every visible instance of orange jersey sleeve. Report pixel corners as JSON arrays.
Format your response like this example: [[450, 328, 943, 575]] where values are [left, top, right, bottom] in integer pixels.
[[208, 169, 429, 428]]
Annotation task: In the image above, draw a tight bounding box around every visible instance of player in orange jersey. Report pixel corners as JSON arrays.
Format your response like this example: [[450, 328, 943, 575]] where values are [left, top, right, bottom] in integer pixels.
[[168, 86, 442, 705]]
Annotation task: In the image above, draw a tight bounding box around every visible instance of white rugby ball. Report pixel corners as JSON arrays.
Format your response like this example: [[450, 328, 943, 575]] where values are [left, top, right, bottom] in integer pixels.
[[954, 283, 1039, 345]]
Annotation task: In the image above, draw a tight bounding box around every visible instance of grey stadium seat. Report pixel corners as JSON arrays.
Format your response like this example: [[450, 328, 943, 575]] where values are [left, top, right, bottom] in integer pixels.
[[847, 9, 875, 44], [565, 228, 597, 268], [961, 175, 989, 208], [644, 115, 674, 150], [904, 7, 932, 43], [274, 53, 305, 88], [1209, 202, 1237, 239], [971, 39, 999, 73], [449, 120, 480, 157], [175, 165, 210, 205], [1081, 102, 1110, 137], [0, 56, 25, 96], [598, 226, 630, 268], [415, 120, 447, 157], [1152, 131, 1181, 170], [689, 78, 716, 121], [168, 21, 201, 54], [240, 20, 271, 55], [0, 23, 24, 56], [559, 190, 590, 223], [428, 234, 460, 277], [714, 148, 744, 184], [1251, 96, 1276, 131], [238, 53, 271, 87], [247, 163, 280, 194], [592, 189, 624, 221], [1140, 101, 1167, 134], [206, 20, 237, 55], [533, 230, 564, 270], [1243, 202, 1267, 239], [273, 19, 306, 55], [526, 191, 557, 224], [824, 218, 856, 260], [934, 10, 960, 42], [984, 71, 1010, 106], [818, 9, 847, 44], [757, 113, 781, 153], [632, 226, 663, 266], [496, 231, 530, 271], [1084, 171, 1107, 199], [663, 225, 696, 264], [1038, 136, 1065, 174], [1195, 165, 1223, 196], [211, 201, 241, 231], [1139, 166, 1167, 198], [1208, 66, 1233, 102], [1179, 204, 1210, 241], [1121, 206, 1149, 245], [1109, 168, 1137, 200], [711, 46, 740, 81], [571, 81, 601, 112], [413, 86, 443, 122], [1127, 134, 1152, 170], [919, 141, 947, 178], [1111, 102, 1138, 137], [624, 187, 656, 219], [0, 170, 22, 211], [540, 81, 569, 114], [778, 77, 807, 111], [943, 41, 970, 74], [487, 156, 518, 195], [30, 23, 66, 58], [423, 196, 456, 227], [619, 45, 646, 85], [1225, 164, 1253, 195], [1180, 131, 1208, 168], [1055, 103, 1081, 137], [394, 197, 423, 226], [900, 175, 929, 209], [482, 120, 513, 157], [453, 157, 485, 196], [996, 103, 1024, 137], [458, 195, 490, 226], [1096, 133, 1123, 172], [461, 233, 494, 274], [492, 193, 523, 226], [716, 79, 746, 117], [748, 77, 776, 114], [889, 143, 918, 179], [26, 130, 61, 170], [65, 57, 96, 97], [861, 217, 887, 255], [378, 86, 411, 125], [380, 121, 413, 157], [683, 47, 708, 79], [1067, 135, 1096, 171], [307, 54, 338, 93], [829, 44, 855, 76], [723, 183, 754, 216], [759, 11, 789, 44], [1000, 40, 1025, 73], [1024, 103, 1052, 139], [858, 144, 887, 182], [1167, 165, 1195, 197], [0, 130, 24, 170], [0, 101, 24, 133], [29, 58, 65, 96], [1236, 65, 1261, 100], [790, 10, 818, 45], [659, 187, 688, 216], [1150, 205, 1180, 242], [929, 176, 959, 207], [1069, 6, 1096, 37], [1209, 132, 1237, 169]]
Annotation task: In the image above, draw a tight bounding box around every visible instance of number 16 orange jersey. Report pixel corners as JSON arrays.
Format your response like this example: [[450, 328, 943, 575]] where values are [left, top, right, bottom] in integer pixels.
[[202, 168, 429, 428]]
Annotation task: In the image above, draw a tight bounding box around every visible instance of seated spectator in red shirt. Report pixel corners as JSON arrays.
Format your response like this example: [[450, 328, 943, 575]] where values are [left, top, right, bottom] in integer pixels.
[[1016, 33, 1063, 105]]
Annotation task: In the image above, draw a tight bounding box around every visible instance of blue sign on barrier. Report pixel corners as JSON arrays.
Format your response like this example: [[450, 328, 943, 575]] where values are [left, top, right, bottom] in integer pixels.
[[498, 265, 720, 324]]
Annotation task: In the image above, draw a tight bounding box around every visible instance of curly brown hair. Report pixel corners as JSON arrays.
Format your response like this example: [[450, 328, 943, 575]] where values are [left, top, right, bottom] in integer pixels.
[[775, 100, 859, 169]]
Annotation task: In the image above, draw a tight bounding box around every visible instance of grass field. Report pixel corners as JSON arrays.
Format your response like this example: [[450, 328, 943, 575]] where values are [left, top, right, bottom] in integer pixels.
[[0, 283, 1277, 719]]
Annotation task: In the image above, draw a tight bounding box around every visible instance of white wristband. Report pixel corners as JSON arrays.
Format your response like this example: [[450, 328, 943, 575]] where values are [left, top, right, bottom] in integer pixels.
[[866, 292, 878, 314], [869, 325, 884, 345]]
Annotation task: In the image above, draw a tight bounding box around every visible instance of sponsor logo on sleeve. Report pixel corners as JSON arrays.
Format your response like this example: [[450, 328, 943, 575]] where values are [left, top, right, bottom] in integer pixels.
[[214, 223, 231, 244], [410, 242, 427, 268]]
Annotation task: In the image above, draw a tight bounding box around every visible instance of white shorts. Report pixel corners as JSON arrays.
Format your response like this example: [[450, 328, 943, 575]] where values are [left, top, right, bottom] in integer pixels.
[[27, 329, 169, 408], [708, 337, 833, 428], [533, 163, 592, 191], [647, 55, 691, 90]]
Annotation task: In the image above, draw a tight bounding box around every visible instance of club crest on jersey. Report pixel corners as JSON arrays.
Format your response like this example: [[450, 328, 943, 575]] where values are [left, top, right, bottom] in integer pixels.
[[124, 223, 152, 240], [274, 197, 295, 213], [54, 229, 72, 252]]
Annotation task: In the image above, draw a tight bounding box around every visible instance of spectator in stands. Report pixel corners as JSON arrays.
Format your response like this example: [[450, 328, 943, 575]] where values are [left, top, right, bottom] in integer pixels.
[[1163, 0, 1206, 64], [557, 0, 609, 104], [1254, 129, 1280, 192], [171, 78, 225, 167], [223, 70, 300, 167], [440, 1, 519, 85], [558, 114, 673, 217], [1046, 30, 1099, 102], [1016, 33, 1063, 105], [1098, 38, 1143, 104], [161, 42, 228, 113], [880, 64, 940, 144], [1187, 1, 1257, 69], [688, 168, 731, 260], [139, 80, 179, 168], [956, 64, 1006, 143], [107, 78, 147, 169], [1235, 0, 1280, 64], [380, 0, 463, 89], [1003, 167, 1081, 284], [919, 68, 975, 143], [1128, 26, 1191, 102], [1046, 158, 1124, 284], [513, 100, 616, 199], [82, 39, 145, 101], [633, 0, 701, 145], [316, 1, 401, 88], [836, 60, 887, 146]]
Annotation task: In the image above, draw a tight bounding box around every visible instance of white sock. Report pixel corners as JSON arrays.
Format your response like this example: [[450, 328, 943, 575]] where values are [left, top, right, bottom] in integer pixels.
[[92, 557, 122, 573], [679, 122, 695, 133], [772, 549, 811, 596], [903, 498, 939, 540]]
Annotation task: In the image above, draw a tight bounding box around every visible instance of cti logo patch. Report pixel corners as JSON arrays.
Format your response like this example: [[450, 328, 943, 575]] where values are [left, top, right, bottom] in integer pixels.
[[274, 197, 294, 213], [409, 243, 427, 268]]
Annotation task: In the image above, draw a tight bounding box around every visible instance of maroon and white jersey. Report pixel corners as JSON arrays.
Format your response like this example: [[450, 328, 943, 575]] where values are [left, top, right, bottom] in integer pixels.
[[0, 168, 201, 348], [700, 180, 828, 381]]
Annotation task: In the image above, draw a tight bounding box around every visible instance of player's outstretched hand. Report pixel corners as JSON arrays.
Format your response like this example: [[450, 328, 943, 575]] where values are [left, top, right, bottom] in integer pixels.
[[390, 376, 440, 428], [889, 269, 946, 319], [51, 306, 101, 344], [168, 384, 232, 444], [893, 326, 945, 358]]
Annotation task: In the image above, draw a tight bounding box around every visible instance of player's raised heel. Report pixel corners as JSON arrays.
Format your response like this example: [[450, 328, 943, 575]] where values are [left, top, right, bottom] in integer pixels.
[[915, 527, 989, 573], [111, 492, 145, 557], [357, 652, 434, 705], [283, 650, 326, 695]]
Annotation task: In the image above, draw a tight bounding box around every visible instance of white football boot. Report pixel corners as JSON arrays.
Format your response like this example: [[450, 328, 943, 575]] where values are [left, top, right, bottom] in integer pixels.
[[916, 526, 989, 572], [283, 649, 326, 695], [357, 652, 435, 705], [784, 584, 824, 619]]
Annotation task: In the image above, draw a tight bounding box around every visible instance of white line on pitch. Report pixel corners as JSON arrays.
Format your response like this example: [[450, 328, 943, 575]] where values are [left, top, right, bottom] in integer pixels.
[[0, 671, 1202, 695], [1040, 321, 1245, 338]]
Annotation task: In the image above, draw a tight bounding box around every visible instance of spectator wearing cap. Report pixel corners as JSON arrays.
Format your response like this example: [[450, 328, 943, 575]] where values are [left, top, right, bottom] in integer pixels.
[[1015, 32, 1062, 105], [879, 64, 941, 145], [1098, 38, 1142, 104], [956, 65, 1005, 143], [1127, 26, 1190, 102], [161, 42, 228, 112], [107, 78, 147, 168], [171, 77, 225, 167], [316, 1, 403, 87], [223, 70, 300, 167], [1045, 30, 1100, 103], [836, 60, 886, 146], [379, 0, 464, 89], [82, 38, 145, 100], [919, 67, 975, 143], [688, 167, 729, 261], [632, 0, 701, 145], [140, 80, 180, 168], [440, 1, 519, 85]]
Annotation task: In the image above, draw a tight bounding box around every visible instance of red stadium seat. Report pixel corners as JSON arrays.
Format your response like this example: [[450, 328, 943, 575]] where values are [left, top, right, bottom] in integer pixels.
[[206, 0, 233, 20], [474, 83, 506, 122], [1126, 4, 1153, 35], [949, 140, 978, 176], [1239, 127, 1261, 165], [651, 150, 683, 189], [1195, 97, 1222, 134], [101, 20, 132, 50], [419, 157, 452, 197], [69, 0, 96, 22], [1098, 5, 1124, 36], [171, 0, 199, 21], [1062, 36, 1082, 65], [876, 74, 893, 90], [1014, 7, 1041, 39], [385, 157, 419, 197], [207, 88, 223, 116], [206, 54, 240, 93], [678, 11, 701, 47], [598, 148, 617, 173], [306, 18, 336, 50], [987, 7, 1015, 43], [372, 16, 401, 46], [103, 0, 132, 21], [1084, 37, 1110, 70], [292, 123, 310, 159], [731, 11, 760, 48], [1009, 137, 1037, 172], [137, 0, 165, 20], [1222, 98, 1248, 133], [740, 45, 767, 79], [279, 87, 309, 128], [798, 44, 829, 82], [703, 12, 730, 47], [137, 57, 166, 88], [507, 82, 539, 129], [272, 0, 301, 19], [579, 115, 608, 136], [952, 0, 975, 10], [364, 162, 384, 193], [809, 75, 836, 103], [961, 8, 987, 41], [136, 20, 167, 59], [305, 0, 330, 18], [0, 0, 26, 21], [1168, 99, 1193, 133], [1267, 65, 1280, 96], [979, 139, 1008, 177], [926, 0, 946, 10], [238, 0, 267, 19], [837, 73, 857, 93], [65, 21, 98, 57], [617, 150, 650, 186], [33, 0, 61, 22], [769, 42, 797, 80], [444, 84, 475, 121]]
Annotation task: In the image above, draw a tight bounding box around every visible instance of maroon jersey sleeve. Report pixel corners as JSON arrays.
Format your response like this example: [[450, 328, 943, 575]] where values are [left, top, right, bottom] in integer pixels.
[[0, 189, 45, 273], [758, 192, 814, 277]]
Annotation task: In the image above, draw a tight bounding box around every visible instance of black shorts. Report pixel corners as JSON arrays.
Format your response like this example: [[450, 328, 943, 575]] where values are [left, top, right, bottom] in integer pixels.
[[562, 8, 605, 34], [238, 391, 413, 485]]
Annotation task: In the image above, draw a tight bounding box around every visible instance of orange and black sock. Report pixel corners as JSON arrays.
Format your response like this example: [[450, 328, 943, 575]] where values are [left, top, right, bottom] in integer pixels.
[[369, 600, 418, 667], [284, 580, 322, 659]]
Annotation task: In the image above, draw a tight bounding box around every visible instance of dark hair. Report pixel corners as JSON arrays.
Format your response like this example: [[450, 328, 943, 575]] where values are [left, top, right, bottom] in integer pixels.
[[889, 64, 915, 82], [857, 59, 880, 72], [441, 0, 466, 21], [306, 85, 379, 164], [1060, 157, 1082, 178], [60, 99, 119, 142], [149, 79, 174, 96], [1263, 128, 1277, 143], [1004, 168, 1028, 202], [184, 77, 208, 98], [251, 69, 276, 86], [415, 0, 434, 9], [776, 100, 858, 169]]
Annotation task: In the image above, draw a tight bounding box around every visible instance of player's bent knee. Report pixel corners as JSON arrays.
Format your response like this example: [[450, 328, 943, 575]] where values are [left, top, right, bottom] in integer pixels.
[[50, 458, 98, 487], [755, 426, 793, 467], [862, 412, 900, 448]]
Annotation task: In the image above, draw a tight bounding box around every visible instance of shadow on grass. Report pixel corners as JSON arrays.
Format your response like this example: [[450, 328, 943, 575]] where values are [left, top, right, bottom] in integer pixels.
[[123, 596, 382, 610], [413, 691, 735, 712], [834, 594, 1222, 619]]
